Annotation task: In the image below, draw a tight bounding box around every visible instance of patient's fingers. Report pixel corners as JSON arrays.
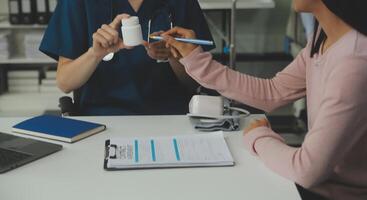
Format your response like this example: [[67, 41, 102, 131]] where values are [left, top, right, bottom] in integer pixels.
[[162, 27, 196, 39]]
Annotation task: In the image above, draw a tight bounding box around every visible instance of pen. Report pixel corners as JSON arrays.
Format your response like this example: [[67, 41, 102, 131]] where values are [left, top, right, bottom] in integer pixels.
[[149, 36, 214, 46]]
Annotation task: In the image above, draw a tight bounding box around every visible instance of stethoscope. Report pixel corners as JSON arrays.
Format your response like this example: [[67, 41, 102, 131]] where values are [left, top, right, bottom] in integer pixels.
[[103, 0, 174, 61]]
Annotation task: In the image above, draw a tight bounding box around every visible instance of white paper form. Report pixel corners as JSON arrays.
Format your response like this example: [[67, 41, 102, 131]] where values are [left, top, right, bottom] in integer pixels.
[[106, 132, 234, 169]]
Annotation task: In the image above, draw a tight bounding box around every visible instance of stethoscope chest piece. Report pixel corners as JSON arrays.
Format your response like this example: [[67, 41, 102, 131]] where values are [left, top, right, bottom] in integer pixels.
[[103, 52, 114, 61]]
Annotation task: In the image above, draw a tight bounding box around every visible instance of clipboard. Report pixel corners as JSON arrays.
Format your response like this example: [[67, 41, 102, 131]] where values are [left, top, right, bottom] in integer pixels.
[[104, 133, 235, 171], [104, 140, 116, 170]]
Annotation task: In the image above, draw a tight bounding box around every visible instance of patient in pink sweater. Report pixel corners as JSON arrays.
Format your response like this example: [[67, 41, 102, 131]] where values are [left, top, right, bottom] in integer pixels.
[[162, 0, 367, 199]]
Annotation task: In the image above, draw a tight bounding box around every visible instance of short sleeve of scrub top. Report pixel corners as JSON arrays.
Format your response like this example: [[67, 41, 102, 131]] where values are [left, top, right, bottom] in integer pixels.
[[39, 0, 89, 60], [39, 0, 215, 116]]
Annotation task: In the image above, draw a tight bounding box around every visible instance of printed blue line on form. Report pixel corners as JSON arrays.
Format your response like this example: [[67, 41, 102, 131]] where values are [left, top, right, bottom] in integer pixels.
[[150, 140, 156, 162], [134, 140, 139, 163], [173, 139, 181, 161]]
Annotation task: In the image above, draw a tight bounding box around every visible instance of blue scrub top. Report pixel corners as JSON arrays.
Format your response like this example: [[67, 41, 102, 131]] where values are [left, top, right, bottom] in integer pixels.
[[40, 0, 214, 116]]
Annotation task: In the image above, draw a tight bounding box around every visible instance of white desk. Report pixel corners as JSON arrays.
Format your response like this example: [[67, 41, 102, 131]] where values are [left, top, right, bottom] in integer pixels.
[[199, 0, 275, 10], [0, 115, 301, 200]]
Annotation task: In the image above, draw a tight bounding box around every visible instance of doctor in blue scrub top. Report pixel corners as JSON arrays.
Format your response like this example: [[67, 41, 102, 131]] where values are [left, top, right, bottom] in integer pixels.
[[39, 0, 214, 115]]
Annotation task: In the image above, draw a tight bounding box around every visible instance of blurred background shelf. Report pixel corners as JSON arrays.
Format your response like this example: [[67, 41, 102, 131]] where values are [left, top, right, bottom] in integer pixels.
[[0, 20, 47, 29], [0, 57, 55, 64], [199, 0, 275, 10]]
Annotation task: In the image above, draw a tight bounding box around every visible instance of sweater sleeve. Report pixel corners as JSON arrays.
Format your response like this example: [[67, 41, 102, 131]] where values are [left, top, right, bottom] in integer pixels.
[[180, 47, 307, 112], [244, 58, 367, 188]]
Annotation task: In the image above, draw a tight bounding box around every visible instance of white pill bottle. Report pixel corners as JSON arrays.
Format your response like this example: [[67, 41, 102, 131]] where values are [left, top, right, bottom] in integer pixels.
[[121, 16, 143, 46]]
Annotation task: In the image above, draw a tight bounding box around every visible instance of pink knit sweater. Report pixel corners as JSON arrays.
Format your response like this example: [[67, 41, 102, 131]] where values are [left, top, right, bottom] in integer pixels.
[[180, 30, 367, 200]]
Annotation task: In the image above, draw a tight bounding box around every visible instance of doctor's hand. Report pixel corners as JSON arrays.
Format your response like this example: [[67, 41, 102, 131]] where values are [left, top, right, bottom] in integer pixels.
[[244, 118, 271, 135], [162, 27, 198, 58], [143, 31, 172, 61], [90, 14, 132, 60]]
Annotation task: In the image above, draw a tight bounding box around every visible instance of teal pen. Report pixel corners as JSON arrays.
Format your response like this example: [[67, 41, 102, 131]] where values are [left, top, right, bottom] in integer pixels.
[[149, 36, 214, 46]]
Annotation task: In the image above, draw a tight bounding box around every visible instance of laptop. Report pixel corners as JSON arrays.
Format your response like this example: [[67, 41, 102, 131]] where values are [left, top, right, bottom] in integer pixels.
[[0, 132, 62, 173]]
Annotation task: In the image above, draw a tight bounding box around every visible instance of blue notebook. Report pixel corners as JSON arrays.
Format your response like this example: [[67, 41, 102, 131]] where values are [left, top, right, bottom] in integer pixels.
[[12, 115, 106, 143]]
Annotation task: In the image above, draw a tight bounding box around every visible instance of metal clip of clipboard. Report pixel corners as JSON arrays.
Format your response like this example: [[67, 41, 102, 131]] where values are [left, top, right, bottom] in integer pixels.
[[105, 144, 117, 159]]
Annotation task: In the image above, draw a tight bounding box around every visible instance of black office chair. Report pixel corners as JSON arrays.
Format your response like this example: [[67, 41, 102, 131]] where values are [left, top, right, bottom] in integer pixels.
[[59, 85, 207, 116], [59, 86, 202, 116], [59, 89, 81, 116]]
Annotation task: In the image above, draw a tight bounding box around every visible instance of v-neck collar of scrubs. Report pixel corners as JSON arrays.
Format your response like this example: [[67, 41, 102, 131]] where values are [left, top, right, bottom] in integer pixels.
[[117, 0, 158, 23], [124, 0, 147, 16], [126, 0, 146, 15]]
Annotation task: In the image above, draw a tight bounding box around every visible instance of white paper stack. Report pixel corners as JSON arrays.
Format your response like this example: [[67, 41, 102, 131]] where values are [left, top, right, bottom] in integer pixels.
[[0, 32, 10, 60], [24, 33, 48, 59], [8, 70, 40, 93]]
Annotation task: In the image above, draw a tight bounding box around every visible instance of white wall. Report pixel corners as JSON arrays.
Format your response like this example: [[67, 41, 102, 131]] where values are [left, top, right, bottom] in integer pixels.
[[0, 1, 7, 14], [208, 0, 291, 54]]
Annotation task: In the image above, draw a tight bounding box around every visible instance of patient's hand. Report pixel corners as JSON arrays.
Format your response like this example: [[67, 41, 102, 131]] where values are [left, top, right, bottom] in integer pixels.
[[162, 27, 198, 58], [244, 118, 271, 135]]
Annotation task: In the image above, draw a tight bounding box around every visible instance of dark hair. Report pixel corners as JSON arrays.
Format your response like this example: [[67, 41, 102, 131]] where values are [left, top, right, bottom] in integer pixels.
[[311, 0, 367, 57], [310, 20, 327, 58], [322, 0, 367, 36], [312, 0, 367, 57]]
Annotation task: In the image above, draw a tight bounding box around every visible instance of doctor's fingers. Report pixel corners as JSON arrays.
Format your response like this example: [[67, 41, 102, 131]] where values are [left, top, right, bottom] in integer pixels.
[[103, 40, 127, 54], [106, 45, 121, 54], [97, 28, 117, 45], [148, 48, 169, 54], [148, 49, 170, 60], [117, 39, 133, 50], [148, 41, 167, 49], [93, 33, 110, 48], [110, 14, 130, 29], [148, 44, 170, 54], [101, 25, 119, 44]]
